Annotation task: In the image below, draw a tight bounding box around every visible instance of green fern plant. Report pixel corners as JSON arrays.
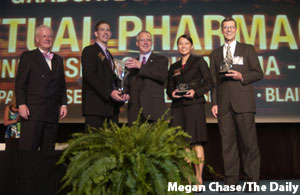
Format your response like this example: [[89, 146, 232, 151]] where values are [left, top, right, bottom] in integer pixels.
[[58, 113, 200, 195]]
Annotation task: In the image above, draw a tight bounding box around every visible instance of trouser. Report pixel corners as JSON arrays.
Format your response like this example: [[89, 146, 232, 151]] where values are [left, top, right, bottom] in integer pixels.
[[218, 106, 260, 185], [84, 112, 119, 133], [19, 119, 58, 151]]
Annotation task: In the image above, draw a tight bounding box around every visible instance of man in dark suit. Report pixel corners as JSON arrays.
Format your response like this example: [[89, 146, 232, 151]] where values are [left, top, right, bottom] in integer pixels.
[[81, 21, 129, 131], [15, 25, 67, 151], [125, 31, 168, 125], [210, 18, 264, 186]]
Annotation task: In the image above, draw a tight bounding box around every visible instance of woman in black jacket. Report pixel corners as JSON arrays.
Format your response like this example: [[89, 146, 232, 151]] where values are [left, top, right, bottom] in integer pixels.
[[167, 34, 213, 185]]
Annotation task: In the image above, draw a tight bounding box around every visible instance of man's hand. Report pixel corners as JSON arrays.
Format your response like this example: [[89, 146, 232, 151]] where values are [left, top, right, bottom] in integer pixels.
[[125, 58, 142, 69], [60, 106, 67, 120], [111, 90, 128, 102], [121, 93, 130, 102], [183, 89, 195, 98], [172, 89, 182, 99], [211, 105, 218, 118], [19, 104, 30, 120], [225, 70, 243, 81]]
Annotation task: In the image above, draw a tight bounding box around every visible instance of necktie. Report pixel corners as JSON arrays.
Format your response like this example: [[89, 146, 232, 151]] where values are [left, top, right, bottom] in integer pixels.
[[105, 48, 114, 69], [142, 56, 147, 64], [225, 45, 233, 69], [182, 63, 186, 69], [43, 51, 54, 60]]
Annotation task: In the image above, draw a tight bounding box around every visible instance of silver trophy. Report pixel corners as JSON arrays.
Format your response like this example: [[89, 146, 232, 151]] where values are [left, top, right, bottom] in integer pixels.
[[175, 83, 189, 96], [113, 59, 129, 93]]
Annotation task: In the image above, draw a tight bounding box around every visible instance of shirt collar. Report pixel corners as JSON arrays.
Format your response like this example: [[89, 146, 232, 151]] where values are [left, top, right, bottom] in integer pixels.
[[38, 48, 50, 54], [139, 51, 152, 61], [96, 41, 107, 52], [224, 39, 237, 49]]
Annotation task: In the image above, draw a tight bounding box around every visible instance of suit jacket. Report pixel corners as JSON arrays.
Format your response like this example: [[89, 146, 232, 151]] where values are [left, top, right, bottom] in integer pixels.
[[167, 55, 212, 107], [15, 49, 67, 123], [210, 42, 264, 116], [81, 43, 121, 117], [126, 53, 168, 123]]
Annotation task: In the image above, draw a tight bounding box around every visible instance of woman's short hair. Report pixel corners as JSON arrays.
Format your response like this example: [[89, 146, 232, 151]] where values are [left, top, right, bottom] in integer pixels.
[[177, 34, 193, 45]]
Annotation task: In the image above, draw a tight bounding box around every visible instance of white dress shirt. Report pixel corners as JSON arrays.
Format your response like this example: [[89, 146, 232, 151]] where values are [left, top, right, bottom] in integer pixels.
[[39, 48, 52, 70], [139, 51, 152, 63], [223, 40, 237, 59]]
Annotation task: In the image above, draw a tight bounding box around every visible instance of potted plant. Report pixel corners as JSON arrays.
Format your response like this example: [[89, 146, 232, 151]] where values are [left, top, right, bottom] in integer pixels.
[[58, 114, 200, 195]]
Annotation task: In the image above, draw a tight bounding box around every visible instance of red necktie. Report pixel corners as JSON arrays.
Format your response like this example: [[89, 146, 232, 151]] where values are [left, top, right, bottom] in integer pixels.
[[182, 64, 186, 69]]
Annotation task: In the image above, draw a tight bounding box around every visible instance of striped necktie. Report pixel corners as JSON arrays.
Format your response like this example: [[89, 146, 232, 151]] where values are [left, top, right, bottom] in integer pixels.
[[225, 45, 233, 69]]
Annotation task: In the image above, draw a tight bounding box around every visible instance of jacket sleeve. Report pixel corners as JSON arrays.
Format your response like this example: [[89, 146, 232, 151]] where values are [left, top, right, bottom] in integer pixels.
[[209, 51, 218, 106], [166, 65, 175, 100], [242, 45, 264, 85], [58, 56, 67, 106], [194, 57, 213, 98], [15, 52, 30, 107]]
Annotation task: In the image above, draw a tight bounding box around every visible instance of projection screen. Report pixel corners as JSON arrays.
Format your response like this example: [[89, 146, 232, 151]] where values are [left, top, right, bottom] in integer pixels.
[[0, 0, 299, 123]]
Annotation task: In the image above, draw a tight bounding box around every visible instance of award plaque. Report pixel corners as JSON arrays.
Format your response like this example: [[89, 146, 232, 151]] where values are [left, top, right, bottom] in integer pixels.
[[113, 59, 129, 93], [175, 83, 189, 96]]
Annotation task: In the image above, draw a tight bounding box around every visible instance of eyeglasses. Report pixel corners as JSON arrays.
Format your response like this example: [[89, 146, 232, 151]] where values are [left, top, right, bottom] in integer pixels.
[[223, 26, 236, 30], [138, 39, 152, 43]]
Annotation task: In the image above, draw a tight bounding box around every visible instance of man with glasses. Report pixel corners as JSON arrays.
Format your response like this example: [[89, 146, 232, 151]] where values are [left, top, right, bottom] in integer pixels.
[[210, 18, 264, 189], [125, 31, 168, 125]]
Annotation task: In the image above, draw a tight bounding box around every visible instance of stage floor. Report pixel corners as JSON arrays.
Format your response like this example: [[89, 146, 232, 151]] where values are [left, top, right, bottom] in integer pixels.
[[0, 149, 299, 194]]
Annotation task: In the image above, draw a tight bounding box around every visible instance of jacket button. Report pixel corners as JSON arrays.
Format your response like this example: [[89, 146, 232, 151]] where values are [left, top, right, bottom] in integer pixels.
[[42, 75, 44, 78]]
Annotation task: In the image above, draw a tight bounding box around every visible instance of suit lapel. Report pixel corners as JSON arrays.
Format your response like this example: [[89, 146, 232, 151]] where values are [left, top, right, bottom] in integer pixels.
[[50, 54, 58, 78], [105, 48, 115, 72], [221, 46, 225, 60], [216, 46, 224, 72], [145, 53, 155, 65], [35, 49, 51, 73], [94, 43, 113, 73], [181, 54, 193, 74], [233, 41, 242, 57]]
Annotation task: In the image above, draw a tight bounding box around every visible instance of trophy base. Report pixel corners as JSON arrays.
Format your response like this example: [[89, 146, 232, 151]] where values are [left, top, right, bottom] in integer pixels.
[[219, 71, 229, 74], [117, 88, 125, 95], [175, 90, 188, 96]]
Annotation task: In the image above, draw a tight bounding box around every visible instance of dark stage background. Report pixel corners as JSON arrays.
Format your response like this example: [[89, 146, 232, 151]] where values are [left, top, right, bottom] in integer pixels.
[[0, 123, 300, 194]]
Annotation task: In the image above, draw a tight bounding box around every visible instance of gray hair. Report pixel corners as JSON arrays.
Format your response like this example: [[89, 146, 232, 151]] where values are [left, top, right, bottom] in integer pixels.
[[136, 31, 152, 42], [35, 25, 53, 37]]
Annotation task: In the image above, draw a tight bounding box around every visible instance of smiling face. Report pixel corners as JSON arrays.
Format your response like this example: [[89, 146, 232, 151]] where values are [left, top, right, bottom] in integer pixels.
[[177, 37, 193, 56], [94, 23, 112, 45], [35, 27, 53, 51], [222, 20, 237, 44], [136, 32, 152, 54]]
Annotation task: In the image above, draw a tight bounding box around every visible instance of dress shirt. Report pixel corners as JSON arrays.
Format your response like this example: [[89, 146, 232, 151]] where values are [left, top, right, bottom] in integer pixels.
[[139, 51, 152, 64], [39, 48, 52, 70], [223, 39, 237, 59]]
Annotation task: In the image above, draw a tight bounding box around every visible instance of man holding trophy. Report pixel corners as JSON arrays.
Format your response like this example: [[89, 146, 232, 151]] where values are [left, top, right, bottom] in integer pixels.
[[210, 18, 264, 188], [125, 31, 168, 125], [81, 21, 129, 131]]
